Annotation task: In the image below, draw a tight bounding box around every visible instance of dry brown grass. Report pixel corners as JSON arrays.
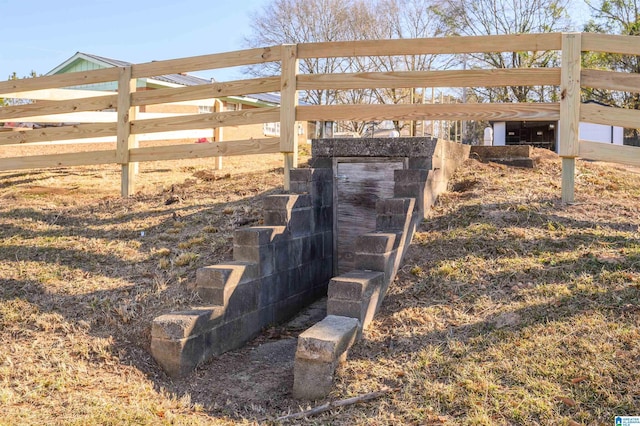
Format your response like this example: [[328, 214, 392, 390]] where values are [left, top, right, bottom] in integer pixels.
[[0, 146, 291, 425], [1, 145, 639, 425]]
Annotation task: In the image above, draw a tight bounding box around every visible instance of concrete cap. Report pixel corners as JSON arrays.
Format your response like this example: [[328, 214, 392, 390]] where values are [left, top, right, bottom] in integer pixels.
[[296, 315, 359, 363], [151, 307, 224, 340]]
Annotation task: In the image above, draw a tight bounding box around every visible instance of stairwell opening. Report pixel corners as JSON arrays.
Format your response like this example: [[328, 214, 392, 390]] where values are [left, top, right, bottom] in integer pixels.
[[150, 137, 470, 378]]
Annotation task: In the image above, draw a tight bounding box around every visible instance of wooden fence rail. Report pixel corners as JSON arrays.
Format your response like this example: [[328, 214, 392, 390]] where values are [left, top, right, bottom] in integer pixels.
[[0, 32, 639, 200], [296, 103, 561, 123], [297, 68, 561, 90], [296, 33, 563, 57]]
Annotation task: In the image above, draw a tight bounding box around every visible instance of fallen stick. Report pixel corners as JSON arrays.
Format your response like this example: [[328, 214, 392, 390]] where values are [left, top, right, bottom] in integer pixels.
[[275, 387, 396, 422]]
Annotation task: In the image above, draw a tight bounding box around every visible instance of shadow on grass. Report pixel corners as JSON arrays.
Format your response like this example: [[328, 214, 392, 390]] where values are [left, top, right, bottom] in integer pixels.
[[2, 162, 638, 422], [0, 278, 47, 300], [353, 280, 640, 416], [0, 177, 296, 419], [387, 197, 640, 307], [0, 168, 111, 189], [339, 197, 640, 422]]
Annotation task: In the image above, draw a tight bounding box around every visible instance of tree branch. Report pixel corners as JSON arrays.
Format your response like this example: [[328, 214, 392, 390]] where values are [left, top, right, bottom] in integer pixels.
[[274, 387, 397, 422]]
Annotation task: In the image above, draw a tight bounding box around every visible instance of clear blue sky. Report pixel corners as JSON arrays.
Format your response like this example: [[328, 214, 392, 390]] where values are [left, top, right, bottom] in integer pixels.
[[2, 0, 593, 83], [0, 0, 270, 82]]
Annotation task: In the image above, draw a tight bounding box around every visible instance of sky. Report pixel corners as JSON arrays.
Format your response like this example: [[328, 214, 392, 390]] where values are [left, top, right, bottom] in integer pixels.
[[0, 0, 271, 82], [1, 0, 594, 84]]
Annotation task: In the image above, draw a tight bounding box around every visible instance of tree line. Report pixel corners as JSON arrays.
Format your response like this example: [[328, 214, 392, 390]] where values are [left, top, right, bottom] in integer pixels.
[[244, 0, 639, 140]]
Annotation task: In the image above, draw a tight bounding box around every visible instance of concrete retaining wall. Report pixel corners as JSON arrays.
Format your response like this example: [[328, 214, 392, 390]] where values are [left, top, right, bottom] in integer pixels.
[[470, 145, 535, 168]]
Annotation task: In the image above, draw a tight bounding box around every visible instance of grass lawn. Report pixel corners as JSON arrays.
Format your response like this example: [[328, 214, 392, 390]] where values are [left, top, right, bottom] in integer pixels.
[[0, 146, 638, 425]]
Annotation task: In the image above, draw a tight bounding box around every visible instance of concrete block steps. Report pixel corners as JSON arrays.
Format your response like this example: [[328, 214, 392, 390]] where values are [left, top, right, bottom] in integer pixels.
[[327, 270, 384, 337], [151, 137, 470, 387], [327, 195, 416, 336], [151, 169, 333, 378], [293, 138, 470, 400]]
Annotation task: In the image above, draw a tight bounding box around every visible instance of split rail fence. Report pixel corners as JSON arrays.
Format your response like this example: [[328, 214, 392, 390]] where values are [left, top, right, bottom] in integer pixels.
[[0, 32, 639, 202]]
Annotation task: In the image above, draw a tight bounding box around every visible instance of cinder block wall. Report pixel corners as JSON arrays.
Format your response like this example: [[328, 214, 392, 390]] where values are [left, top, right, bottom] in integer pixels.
[[294, 137, 471, 399], [151, 168, 333, 377], [150, 137, 469, 379]]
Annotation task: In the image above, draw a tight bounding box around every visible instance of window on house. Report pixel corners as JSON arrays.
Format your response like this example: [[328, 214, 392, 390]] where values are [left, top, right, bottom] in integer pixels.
[[198, 105, 212, 114], [225, 103, 238, 112], [264, 122, 280, 137]]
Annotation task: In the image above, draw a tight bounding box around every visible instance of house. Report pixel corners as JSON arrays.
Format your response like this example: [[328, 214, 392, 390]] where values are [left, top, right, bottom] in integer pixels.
[[46, 52, 308, 143], [490, 101, 624, 151]]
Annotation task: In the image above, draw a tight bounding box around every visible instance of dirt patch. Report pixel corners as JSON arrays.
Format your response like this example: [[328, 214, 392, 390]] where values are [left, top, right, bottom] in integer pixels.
[[22, 185, 79, 195], [161, 298, 327, 419], [450, 178, 479, 193]]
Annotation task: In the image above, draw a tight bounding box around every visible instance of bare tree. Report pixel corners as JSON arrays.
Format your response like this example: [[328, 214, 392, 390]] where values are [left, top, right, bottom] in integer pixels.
[[348, 0, 448, 132], [583, 0, 640, 142], [437, 0, 572, 102], [245, 0, 358, 106], [245, 0, 449, 134]]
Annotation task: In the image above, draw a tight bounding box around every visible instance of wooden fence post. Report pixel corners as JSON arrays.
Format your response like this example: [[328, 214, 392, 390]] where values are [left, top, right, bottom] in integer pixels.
[[559, 33, 582, 203], [280, 44, 299, 191], [213, 99, 223, 170], [116, 66, 138, 197]]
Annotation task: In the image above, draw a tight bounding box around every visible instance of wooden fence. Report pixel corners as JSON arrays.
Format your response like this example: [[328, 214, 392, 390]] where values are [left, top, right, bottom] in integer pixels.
[[0, 32, 639, 201]]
